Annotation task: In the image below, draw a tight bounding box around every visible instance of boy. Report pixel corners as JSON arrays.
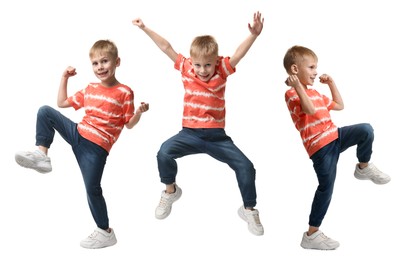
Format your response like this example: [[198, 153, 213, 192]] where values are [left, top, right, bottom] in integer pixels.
[[132, 12, 264, 235], [284, 45, 390, 250], [15, 40, 149, 249]]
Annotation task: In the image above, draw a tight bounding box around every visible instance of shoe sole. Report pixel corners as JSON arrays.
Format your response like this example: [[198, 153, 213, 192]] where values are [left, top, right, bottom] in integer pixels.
[[300, 244, 339, 250], [80, 239, 117, 249], [15, 155, 51, 174]]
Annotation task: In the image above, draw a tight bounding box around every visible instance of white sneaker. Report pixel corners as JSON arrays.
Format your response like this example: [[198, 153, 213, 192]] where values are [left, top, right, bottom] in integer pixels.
[[80, 228, 117, 249], [155, 184, 182, 219], [15, 150, 52, 173], [238, 206, 264, 236], [300, 230, 339, 250], [354, 163, 391, 184]]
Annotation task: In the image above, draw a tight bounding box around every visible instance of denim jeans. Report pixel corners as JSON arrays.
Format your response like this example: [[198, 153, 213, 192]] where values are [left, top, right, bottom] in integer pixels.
[[157, 127, 257, 208], [36, 105, 110, 230], [309, 123, 374, 227]]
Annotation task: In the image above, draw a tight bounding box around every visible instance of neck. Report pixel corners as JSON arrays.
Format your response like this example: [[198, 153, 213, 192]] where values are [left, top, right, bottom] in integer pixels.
[[102, 77, 119, 87]]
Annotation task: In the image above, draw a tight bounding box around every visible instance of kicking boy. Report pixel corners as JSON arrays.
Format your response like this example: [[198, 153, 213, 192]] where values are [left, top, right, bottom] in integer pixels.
[[284, 45, 390, 250]]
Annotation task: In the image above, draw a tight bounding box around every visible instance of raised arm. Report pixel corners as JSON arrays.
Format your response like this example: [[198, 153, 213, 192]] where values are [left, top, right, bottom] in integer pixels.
[[230, 11, 264, 68], [286, 75, 316, 115], [57, 66, 76, 108], [132, 18, 178, 63], [125, 102, 150, 129], [319, 74, 344, 111]]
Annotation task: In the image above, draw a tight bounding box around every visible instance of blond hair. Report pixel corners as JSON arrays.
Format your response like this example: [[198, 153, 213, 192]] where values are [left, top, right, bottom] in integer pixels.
[[283, 45, 318, 74], [190, 35, 219, 59], [89, 39, 119, 59]]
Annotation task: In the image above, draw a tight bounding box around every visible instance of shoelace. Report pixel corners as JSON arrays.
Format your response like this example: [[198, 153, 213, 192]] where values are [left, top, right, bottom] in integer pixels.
[[26, 151, 40, 158], [31, 150, 47, 159], [248, 211, 262, 225], [158, 196, 169, 209], [88, 230, 99, 239], [318, 232, 329, 240]]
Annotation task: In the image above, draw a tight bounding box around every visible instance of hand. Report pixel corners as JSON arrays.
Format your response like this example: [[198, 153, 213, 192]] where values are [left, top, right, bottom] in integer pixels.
[[136, 102, 149, 114], [132, 18, 145, 29], [248, 11, 264, 36], [63, 66, 77, 78], [285, 75, 301, 88], [319, 74, 333, 84]]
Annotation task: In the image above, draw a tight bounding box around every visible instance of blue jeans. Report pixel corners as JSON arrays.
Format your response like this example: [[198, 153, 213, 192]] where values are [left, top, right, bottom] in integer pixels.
[[309, 123, 374, 227], [157, 127, 257, 208], [36, 105, 110, 230]]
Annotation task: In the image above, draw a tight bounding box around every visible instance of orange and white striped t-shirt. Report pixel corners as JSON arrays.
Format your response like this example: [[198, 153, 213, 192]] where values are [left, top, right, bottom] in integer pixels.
[[68, 83, 134, 153], [285, 87, 338, 157], [174, 54, 235, 128]]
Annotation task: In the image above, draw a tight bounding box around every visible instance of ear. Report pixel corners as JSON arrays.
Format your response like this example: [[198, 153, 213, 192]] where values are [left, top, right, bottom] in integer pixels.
[[290, 64, 298, 74], [116, 57, 121, 67]]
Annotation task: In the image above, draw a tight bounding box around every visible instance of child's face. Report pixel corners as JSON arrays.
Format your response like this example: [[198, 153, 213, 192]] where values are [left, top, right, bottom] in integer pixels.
[[90, 52, 120, 86], [191, 55, 219, 82], [293, 55, 318, 86]]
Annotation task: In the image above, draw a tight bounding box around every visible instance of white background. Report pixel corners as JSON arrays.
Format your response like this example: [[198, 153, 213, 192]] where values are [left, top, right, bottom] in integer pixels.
[[1, 0, 401, 259]]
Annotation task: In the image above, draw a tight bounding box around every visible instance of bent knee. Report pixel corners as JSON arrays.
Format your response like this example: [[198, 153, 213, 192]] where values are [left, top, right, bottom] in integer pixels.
[[362, 123, 374, 139], [37, 105, 53, 117]]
